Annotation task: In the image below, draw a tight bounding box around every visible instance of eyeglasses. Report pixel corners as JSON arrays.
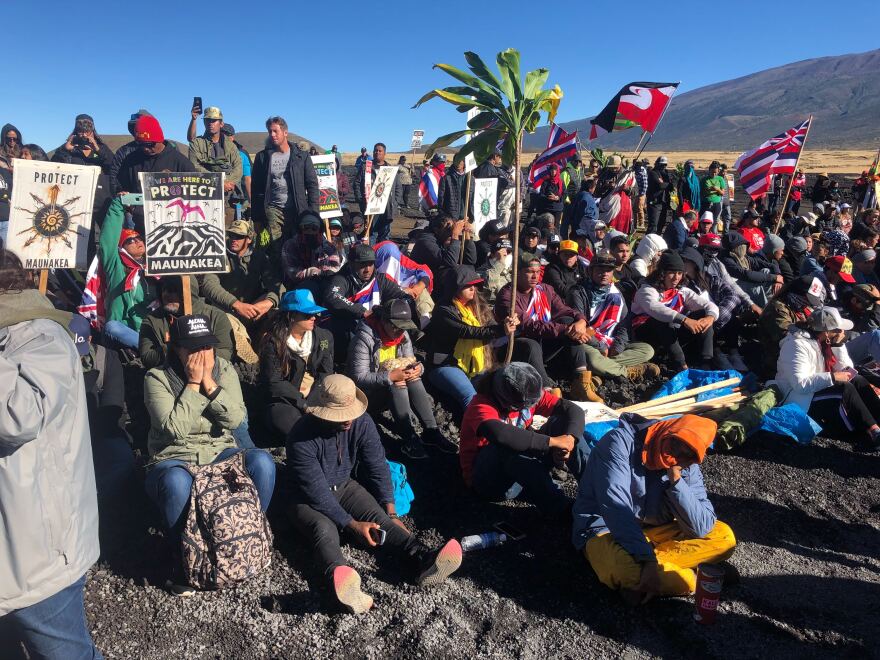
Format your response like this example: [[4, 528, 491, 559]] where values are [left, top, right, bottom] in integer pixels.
[[5, 136, 17, 143]]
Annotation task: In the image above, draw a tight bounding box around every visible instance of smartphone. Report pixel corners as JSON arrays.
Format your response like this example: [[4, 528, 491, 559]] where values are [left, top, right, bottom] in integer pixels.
[[120, 193, 144, 206], [369, 527, 387, 546], [193, 96, 203, 114], [493, 521, 526, 541]]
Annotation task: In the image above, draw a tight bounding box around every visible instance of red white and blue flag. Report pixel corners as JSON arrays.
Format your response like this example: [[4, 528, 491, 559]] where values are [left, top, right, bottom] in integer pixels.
[[349, 277, 382, 310], [525, 285, 553, 322], [528, 123, 579, 190], [589, 285, 625, 349], [632, 288, 684, 329], [374, 241, 434, 293], [77, 255, 106, 329], [418, 165, 442, 211], [735, 118, 812, 199]]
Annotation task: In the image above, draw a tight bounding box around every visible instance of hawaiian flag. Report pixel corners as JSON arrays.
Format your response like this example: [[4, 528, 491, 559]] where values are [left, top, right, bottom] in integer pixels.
[[735, 118, 812, 199], [374, 241, 434, 293], [589, 286, 626, 349], [349, 277, 382, 311], [524, 285, 552, 322], [77, 255, 106, 329], [418, 165, 443, 211], [528, 123, 579, 190], [632, 288, 684, 329], [589, 82, 679, 141]]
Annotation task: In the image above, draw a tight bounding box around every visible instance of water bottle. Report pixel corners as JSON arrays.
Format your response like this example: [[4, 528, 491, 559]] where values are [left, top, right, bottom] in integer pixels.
[[234, 203, 242, 221], [460, 532, 508, 552]]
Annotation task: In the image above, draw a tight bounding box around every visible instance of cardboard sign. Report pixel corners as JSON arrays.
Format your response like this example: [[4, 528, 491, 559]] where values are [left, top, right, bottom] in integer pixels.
[[411, 129, 424, 149], [139, 172, 227, 276], [364, 159, 372, 202], [310, 154, 343, 219], [366, 165, 399, 216], [464, 152, 478, 174], [472, 177, 498, 234], [6, 159, 99, 269]]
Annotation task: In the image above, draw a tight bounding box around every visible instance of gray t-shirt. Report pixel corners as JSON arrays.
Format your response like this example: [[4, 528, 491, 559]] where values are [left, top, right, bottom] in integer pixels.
[[269, 150, 291, 208]]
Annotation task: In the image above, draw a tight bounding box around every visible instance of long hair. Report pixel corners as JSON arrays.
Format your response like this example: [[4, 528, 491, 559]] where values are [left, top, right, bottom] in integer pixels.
[[0, 249, 34, 293], [260, 310, 296, 379], [455, 287, 496, 370]]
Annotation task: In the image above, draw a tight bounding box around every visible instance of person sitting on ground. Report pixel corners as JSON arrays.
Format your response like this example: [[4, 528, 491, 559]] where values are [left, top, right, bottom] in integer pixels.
[[327, 218, 349, 260], [573, 178, 599, 241], [543, 239, 589, 302], [495, 252, 601, 402], [281, 210, 340, 295], [758, 274, 826, 378], [347, 298, 455, 459], [629, 234, 667, 279], [138, 276, 234, 370], [852, 249, 879, 287], [474, 220, 511, 269], [572, 414, 736, 601], [197, 218, 280, 324], [98, 197, 158, 350], [459, 362, 589, 518], [735, 209, 766, 253], [663, 211, 698, 251], [814, 202, 840, 233], [632, 250, 719, 372], [259, 290, 334, 439], [142, 314, 276, 594], [568, 251, 659, 383], [822, 254, 856, 306], [718, 231, 782, 307], [286, 375, 463, 614], [608, 234, 637, 289], [761, 234, 791, 282], [374, 240, 434, 328], [409, 213, 477, 293], [481, 238, 513, 304], [772, 306, 880, 450]]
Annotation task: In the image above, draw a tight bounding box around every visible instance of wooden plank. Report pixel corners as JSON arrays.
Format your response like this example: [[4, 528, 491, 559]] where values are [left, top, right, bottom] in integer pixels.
[[617, 377, 741, 413]]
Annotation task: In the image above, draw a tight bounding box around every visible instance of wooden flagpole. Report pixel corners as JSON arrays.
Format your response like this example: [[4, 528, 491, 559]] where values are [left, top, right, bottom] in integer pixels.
[[364, 214, 374, 242], [630, 131, 648, 164], [323, 218, 332, 242], [459, 171, 473, 264], [182, 275, 192, 315], [38, 269, 48, 295], [774, 114, 813, 235], [504, 136, 523, 364]]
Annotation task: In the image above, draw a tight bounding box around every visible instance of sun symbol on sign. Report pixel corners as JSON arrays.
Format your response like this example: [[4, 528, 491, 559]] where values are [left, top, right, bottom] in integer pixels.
[[370, 169, 395, 203], [478, 188, 492, 219], [14, 184, 86, 252]]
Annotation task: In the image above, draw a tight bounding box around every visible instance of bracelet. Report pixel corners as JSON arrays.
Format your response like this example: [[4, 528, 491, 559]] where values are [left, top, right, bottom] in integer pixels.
[[187, 381, 200, 386]]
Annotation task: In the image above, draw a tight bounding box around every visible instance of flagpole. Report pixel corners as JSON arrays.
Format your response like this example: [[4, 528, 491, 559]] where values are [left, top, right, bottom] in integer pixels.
[[773, 114, 813, 235], [459, 171, 473, 264], [630, 131, 648, 165]]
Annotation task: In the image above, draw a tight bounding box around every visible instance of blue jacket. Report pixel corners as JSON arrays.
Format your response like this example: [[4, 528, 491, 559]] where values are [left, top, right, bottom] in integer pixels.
[[571, 414, 717, 559], [286, 413, 393, 528], [662, 217, 689, 251]]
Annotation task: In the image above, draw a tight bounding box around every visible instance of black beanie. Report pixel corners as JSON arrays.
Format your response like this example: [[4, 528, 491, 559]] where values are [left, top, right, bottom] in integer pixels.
[[657, 250, 685, 272], [679, 247, 704, 273], [492, 362, 543, 410]]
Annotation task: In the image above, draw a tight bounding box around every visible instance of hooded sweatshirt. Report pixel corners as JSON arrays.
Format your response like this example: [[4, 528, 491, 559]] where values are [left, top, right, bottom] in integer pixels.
[[0, 123, 22, 169], [630, 234, 667, 278]]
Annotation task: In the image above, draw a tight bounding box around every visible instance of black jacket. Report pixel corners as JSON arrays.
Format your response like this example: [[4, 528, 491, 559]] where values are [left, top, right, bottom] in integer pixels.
[[251, 142, 320, 226], [538, 179, 564, 213], [568, 283, 631, 354], [321, 264, 408, 322], [543, 255, 588, 301], [646, 166, 672, 206], [52, 139, 115, 174], [259, 327, 334, 408], [409, 231, 477, 285], [438, 169, 467, 220], [116, 142, 196, 193], [474, 160, 508, 202]]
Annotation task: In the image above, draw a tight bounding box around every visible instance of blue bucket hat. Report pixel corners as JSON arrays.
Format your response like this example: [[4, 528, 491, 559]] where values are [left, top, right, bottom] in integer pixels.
[[279, 289, 327, 315]]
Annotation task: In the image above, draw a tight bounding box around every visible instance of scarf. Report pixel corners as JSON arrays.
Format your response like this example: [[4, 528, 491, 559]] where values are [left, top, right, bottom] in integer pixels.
[[685, 165, 701, 210], [164, 353, 222, 400], [641, 415, 717, 470], [365, 314, 405, 348], [820, 340, 837, 372], [119, 247, 144, 292], [286, 331, 313, 362], [524, 285, 552, 322], [451, 299, 487, 377], [547, 169, 562, 192]]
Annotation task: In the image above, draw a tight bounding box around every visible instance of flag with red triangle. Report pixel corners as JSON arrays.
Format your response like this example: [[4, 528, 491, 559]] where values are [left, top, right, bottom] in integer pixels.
[[589, 82, 679, 140]]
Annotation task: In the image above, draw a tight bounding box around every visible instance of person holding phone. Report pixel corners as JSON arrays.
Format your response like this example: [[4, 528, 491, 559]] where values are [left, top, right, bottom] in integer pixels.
[[187, 105, 241, 200], [287, 375, 463, 614], [51, 114, 114, 174]]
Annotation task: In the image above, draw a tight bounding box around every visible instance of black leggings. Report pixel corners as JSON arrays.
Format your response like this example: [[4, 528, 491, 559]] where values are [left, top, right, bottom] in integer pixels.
[[635, 317, 714, 369], [364, 379, 437, 438], [808, 376, 880, 437], [266, 402, 304, 439], [494, 337, 557, 388]]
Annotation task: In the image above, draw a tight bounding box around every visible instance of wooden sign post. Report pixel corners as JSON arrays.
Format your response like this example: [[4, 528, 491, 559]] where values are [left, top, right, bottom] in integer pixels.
[[182, 274, 193, 315]]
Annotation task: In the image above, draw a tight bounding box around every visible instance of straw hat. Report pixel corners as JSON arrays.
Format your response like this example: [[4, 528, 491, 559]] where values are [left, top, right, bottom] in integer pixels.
[[306, 375, 368, 422]]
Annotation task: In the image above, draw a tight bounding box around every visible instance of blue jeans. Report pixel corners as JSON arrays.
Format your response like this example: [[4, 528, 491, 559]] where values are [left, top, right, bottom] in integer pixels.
[[91, 433, 136, 498], [426, 365, 477, 413], [103, 320, 139, 349], [471, 428, 590, 516], [0, 573, 102, 660], [846, 329, 880, 365], [369, 214, 392, 244], [144, 448, 276, 535], [233, 413, 256, 449]]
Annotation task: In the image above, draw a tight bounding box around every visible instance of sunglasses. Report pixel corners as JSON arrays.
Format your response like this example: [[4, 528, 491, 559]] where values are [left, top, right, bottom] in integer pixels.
[[5, 136, 18, 142], [205, 118, 221, 124], [141, 141, 158, 149]]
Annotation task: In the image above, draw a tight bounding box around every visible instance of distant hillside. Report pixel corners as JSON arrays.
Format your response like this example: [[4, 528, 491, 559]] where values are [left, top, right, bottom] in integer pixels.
[[95, 131, 323, 156], [525, 49, 880, 152]]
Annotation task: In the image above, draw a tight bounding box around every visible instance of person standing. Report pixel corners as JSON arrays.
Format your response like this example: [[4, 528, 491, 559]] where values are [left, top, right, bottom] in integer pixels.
[[366, 143, 401, 244], [646, 156, 672, 234], [188, 106, 242, 211], [633, 159, 648, 231], [700, 161, 726, 230], [396, 155, 414, 210], [438, 159, 468, 221]]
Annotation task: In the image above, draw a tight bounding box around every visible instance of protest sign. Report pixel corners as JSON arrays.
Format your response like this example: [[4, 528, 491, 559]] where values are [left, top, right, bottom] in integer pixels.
[[472, 177, 498, 234], [6, 159, 98, 270], [365, 166, 399, 216], [464, 152, 478, 174], [310, 154, 343, 219], [139, 172, 227, 277], [364, 159, 372, 203], [411, 130, 424, 149]]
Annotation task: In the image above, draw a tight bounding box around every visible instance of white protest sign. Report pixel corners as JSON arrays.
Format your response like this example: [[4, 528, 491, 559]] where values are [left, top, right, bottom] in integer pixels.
[[472, 177, 498, 234], [6, 159, 99, 269], [310, 154, 343, 219], [140, 172, 227, 276], [363, 159, 372, 203], [365, 166, 399, 216], [411, 130, 424, 149], [464, 152, 478, 174], [467, 107, 481, 136]]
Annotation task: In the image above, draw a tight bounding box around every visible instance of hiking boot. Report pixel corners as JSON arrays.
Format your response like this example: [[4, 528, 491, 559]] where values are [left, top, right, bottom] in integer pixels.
[[415, 539, 463, 587], [422, 428, 458, 454], [332, 566, 373, 614], [625, 363, 661, 382], [569, 370, 604, 404], [401, 435, 429, 460], [165, 565, 196, 597]]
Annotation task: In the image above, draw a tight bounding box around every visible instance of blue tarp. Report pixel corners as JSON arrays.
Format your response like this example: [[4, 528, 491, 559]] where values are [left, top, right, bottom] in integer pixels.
[[756, 404, 822, 445], [650, 369, 743, 402], [583, 421, 619, 448]]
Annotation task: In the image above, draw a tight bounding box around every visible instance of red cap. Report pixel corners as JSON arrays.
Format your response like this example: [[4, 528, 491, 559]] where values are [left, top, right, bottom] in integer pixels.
[[119, 228, 141, 246], [825, 255, 855, 283], [134, 115, 164, 143], [698, 233, 722, 248]]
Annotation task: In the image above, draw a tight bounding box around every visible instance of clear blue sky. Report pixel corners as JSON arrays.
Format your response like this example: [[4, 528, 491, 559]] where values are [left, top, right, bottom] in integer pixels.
[[5, 0, 878, 152]]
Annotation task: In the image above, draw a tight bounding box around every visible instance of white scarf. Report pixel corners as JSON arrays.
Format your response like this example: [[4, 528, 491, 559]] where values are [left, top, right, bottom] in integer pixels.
[[286, 331, 313, 362]]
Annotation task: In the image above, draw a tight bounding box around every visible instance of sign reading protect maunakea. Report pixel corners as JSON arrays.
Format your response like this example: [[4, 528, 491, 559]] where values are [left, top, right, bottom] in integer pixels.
[[139, 172, 227, 277], [7, 159, 99, 270]]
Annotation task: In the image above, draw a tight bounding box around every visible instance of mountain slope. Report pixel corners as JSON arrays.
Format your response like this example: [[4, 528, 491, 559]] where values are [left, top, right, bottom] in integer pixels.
[[525, 49, 880, 152]]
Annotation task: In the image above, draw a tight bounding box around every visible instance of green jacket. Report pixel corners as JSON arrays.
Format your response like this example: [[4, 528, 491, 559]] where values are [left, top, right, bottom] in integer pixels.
[[197, 246, 280, 312], [188, 134, 243, 187], [144, 356, 245, 465], [98, 198, 155, 331], [138, 296, 235, 369], [758, 297, 801, 376]]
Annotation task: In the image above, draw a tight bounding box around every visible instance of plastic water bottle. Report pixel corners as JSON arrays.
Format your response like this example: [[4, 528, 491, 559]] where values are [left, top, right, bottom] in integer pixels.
[[460, 532, 508, 552], [234, 203, 242, 221]]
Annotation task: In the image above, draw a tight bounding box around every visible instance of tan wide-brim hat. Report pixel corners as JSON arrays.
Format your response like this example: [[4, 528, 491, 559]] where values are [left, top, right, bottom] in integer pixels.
[[305, 374, 368, 422]]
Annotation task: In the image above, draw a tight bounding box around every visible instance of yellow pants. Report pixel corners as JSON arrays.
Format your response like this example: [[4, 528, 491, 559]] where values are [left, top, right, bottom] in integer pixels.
[[585, 520, 736, 595]]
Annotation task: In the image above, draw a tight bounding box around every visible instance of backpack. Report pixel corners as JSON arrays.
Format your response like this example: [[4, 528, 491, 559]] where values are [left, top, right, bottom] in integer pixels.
[[386, 460, 415, 516], [180, 453, 273, 589]]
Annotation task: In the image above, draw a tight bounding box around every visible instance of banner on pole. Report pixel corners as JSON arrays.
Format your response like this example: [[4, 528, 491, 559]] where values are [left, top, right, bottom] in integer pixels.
[[472, 177, 498, 234], [310, 154, 343, 219], [464, 152, 478, 174], [6, 159, 99, 270], [140, 172, 227, 276], [364, 160, 372, 203], [410, 130, 424, 149], [365, 166, 399, 216]]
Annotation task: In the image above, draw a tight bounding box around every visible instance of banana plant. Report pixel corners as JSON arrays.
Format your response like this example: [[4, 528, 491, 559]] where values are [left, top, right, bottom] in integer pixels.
[[413, 48, 562, 362]]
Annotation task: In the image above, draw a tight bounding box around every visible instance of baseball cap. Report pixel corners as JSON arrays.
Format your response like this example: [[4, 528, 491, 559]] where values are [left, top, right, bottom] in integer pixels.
[[548, 233, 561, 245], [492, 239, 513, 251], [741, 209, 759, 220], [169, 314, 219, 351], [203, 106, 223, 120], [559, 239, 579, 253], [658, 155, 668, 164], [700, 211, 714, 224], [594, 221, 608, 231], [376, 299, 417, 330], [68, 313, 91, 357], [518, 251, 540, 269], [523, 226, 541, 238], [840, 203, 852, 210], [227, 219, 251, 237], [488, 220, 509, 235], [802, 212, 818, 227], [329, 218, 343, 228], [698, 233, 722, 249], [590, 251, 617, 269], [853, 249, 877, 264], [349, 243, 376, 264], [825, 255, 856, 283], [299, 213, 321, 229], [279, 289, 327, 315], [606, 155, 622, 168], [807, 306, 854, 332], [119, 228, 142, 247]]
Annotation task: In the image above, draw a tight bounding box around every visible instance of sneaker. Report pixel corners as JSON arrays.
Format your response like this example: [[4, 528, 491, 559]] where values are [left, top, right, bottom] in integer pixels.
[[165, 566, 196, 597], [401, 436, 429, 460], [422, 428, 458, 454], [332, 566, 373, 614], [415, 539, 463, 587]]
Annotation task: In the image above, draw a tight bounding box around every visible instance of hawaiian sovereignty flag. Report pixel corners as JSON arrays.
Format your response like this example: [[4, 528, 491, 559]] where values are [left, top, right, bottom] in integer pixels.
[[418, 165, 442, 211], [589, 82, 679, 140], [735, 118, 812, 199], [528, 123, 579, 189]]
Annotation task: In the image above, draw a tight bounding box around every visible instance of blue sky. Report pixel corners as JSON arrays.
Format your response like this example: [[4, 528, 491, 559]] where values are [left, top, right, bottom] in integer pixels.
[[5, 0, 879, 152]]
